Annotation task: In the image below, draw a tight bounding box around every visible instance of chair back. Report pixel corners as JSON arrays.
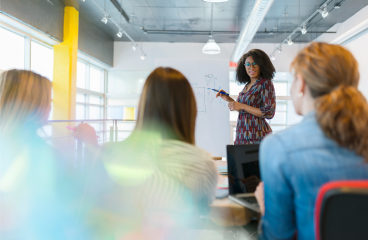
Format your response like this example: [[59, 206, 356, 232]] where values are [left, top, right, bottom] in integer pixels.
[[315, 181, 368, 240]]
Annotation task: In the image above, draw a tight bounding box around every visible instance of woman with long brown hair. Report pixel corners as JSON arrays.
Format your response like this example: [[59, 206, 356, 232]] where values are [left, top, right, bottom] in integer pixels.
[[254, 42, 368, 240], [90, 67, 218, 239]]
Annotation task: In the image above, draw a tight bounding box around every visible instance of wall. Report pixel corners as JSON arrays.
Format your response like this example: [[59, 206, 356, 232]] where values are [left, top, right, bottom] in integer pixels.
[[0, 0, 113, 66], [113, 42, 307, 72], [317, 5, 368, 100], [343, 30, 368, 99]]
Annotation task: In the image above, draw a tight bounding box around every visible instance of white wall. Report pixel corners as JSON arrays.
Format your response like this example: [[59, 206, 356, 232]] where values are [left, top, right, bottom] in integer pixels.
[[344, 31, 368, 99], [317, 5, 368, 99], [113, 42, 306, 73]]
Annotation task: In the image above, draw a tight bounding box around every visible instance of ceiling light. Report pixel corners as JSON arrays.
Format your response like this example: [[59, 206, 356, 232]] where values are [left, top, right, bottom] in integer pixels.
[[278, 46, 282, 53], [141, 52, 146, 60], [334, 4, 341, 9], [203, 0, 229, 2], [287, 38, 293, 45], [81, 0, 85, 2], [117, 30, 123, 38], [101, 15, 108, 24], [270, 54, 275, 61], [202, 36, 221, 54], [132, 43, 136, 51], [301, 25, 307, 34], [318, 6, 328, 18]]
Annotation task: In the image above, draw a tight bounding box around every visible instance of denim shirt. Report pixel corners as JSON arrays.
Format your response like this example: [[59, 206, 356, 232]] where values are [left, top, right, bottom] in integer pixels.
[[258, 111, 368, 240]]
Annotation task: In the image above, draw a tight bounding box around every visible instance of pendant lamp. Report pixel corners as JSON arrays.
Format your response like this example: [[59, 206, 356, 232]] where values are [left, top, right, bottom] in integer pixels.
[[203, 4, 220, 54]]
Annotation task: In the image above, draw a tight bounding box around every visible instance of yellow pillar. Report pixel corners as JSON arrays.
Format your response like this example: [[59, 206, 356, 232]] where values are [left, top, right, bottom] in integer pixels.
[[53, 6, 79, 121]]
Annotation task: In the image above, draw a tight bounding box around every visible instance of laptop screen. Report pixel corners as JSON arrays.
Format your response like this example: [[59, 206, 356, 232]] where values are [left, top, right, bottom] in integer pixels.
[[227, 144, 261, 195]]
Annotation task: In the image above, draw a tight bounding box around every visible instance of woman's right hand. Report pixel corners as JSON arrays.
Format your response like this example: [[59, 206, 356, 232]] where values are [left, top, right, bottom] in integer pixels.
[[215, 89, 233, 102], [72, 123, 98, 146]]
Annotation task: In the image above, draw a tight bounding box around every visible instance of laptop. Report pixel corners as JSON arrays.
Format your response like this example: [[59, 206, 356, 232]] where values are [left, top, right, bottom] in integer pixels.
[[226, 144, 261, 213]]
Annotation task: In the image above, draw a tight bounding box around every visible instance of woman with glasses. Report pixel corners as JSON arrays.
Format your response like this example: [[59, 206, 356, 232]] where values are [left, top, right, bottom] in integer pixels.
[[216, 49, 276, 145]]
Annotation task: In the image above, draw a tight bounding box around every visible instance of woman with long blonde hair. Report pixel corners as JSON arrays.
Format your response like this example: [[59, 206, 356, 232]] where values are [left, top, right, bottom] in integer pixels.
[[254, 43, 368, 240], [0, 70, 84, 239]]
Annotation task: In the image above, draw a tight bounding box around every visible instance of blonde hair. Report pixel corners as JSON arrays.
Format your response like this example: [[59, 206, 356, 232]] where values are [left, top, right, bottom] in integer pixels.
[[291, 42, 368, 160], [136, 67, 197, 144], [0, 70, 52, 136]]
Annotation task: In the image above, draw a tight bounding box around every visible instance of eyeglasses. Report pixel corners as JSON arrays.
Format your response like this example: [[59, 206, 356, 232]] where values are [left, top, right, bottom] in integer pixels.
[[244, 62, 259, 68]]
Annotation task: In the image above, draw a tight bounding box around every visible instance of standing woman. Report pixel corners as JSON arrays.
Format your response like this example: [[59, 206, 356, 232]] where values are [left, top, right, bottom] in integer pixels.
[[217, 49, 276, 145]]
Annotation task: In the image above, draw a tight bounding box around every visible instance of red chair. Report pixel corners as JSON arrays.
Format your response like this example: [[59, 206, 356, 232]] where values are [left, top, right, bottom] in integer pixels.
[[315, 181, 368, 240]]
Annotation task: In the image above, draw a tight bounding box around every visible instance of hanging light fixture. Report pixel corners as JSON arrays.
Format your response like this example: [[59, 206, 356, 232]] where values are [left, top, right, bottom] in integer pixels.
[[318, 6, 329, 18], [132, 43, 136, 51], [203, 36, 221, 54], [203, 4, 220, 54], [270, 53, 275, 60], [287, 37, 293, 45], [301, 25, 307, 34], [117, 29, 123, 38], [101, 15, 108, 24], [141, 52, 146, 60], [278, 46, 282, 53]]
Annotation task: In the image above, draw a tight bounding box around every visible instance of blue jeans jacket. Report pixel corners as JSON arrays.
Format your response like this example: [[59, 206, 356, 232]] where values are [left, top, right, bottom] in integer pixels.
[[258, 111, 368, 240]]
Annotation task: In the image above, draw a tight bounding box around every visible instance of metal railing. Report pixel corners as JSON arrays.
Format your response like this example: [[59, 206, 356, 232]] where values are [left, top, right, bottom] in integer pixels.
[[47, 119, 135, 143]]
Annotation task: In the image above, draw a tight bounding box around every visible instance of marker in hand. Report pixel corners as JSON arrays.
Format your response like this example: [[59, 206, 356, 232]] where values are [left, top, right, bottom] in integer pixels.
[[207, 88, 229, 96], [66, 126, 100, 138]]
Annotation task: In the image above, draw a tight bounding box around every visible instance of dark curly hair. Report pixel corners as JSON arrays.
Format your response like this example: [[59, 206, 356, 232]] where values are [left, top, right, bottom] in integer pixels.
[[236, 49, 276, 84]]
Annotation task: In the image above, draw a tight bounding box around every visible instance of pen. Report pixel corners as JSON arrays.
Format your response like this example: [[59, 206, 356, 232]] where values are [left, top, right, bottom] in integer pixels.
[[207, 88, 229, 96], [66, 126, 100, 138]]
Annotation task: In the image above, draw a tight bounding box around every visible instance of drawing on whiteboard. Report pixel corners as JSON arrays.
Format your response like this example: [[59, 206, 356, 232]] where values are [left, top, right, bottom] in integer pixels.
[[193, 87, 206, 112], [192, 83, 199, 86], [205, 74, 217, 86], [207, 98, 214, 103]]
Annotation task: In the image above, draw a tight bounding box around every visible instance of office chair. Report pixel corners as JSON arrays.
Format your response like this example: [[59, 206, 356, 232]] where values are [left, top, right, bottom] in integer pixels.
[[315, 181, 368, 240]]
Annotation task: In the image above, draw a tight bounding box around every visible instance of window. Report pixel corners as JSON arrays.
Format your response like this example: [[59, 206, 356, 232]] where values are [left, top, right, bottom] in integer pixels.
[[0, 27, 25, 70], [31, 41, 54, 81], [76, 61, 105, 120]]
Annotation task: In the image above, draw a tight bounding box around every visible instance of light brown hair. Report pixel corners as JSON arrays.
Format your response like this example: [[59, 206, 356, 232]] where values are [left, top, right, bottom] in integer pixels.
[[136, 67, 197, 144], [0, 69, 52, 137], [291, 42, 368, 160]]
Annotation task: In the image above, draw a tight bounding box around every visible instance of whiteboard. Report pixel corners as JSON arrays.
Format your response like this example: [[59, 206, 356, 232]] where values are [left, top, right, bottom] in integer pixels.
[[155, 59, 230, 157]]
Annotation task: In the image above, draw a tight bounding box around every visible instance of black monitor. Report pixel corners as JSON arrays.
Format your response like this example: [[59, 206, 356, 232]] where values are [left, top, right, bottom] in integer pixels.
[[227, 144, 261, 195]]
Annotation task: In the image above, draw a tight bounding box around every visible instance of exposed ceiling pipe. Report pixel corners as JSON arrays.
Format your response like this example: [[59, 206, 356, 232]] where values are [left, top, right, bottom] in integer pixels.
[[142, 29, 336, 35], [230, 0, 275, 62]]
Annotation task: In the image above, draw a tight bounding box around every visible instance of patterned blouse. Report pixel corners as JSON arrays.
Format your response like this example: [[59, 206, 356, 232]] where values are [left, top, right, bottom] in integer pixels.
[[234, 77, 276, 145]]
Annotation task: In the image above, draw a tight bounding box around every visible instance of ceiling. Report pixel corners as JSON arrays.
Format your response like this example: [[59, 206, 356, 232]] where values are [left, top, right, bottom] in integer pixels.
[[55, 0, 368, 44]]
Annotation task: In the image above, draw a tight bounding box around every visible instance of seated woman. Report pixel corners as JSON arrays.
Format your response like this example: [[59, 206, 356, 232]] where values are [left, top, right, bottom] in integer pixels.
[[0, 70, 86, 239], [255, 42, 368, 240], [80, 67, 218, 239]]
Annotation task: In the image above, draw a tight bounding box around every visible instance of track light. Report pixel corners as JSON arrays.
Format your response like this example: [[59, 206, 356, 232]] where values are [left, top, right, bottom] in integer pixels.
[[318, 6, 328, 18], [301, 25, 307, 35], [81, 0, 85, 2], [278, 46, 282, 53], [101, 15, 108, 24], [117, 30, 123, 38], [270, 54, 275, 61], [287, 38, 293, 45], [132, 43, 136, 51], [141, 52, 146, 60]]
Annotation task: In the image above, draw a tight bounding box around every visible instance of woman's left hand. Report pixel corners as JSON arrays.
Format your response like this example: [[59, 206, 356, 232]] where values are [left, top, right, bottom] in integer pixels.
[[228, 101, 243, 111], [255, 182, 265, 216]]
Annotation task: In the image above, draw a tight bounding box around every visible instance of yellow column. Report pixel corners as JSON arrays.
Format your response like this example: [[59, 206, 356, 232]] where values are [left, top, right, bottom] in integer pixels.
[[52, 7, 79, 142], [53, 6, 79, 121]]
